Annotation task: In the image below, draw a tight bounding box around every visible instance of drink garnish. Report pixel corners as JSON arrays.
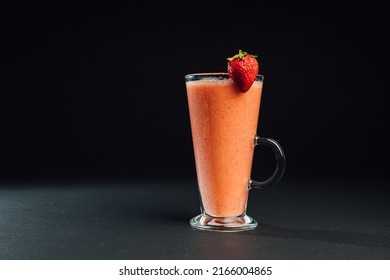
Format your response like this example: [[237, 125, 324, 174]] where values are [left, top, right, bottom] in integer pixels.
[[227, 49, 259, 93]]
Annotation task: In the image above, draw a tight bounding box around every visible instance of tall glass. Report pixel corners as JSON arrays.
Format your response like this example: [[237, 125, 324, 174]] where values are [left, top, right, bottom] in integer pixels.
[[185, 73, 286, 232]]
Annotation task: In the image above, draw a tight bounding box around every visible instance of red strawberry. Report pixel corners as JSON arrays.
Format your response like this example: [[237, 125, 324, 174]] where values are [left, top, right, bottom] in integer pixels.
[[227, 49, 259, 93]]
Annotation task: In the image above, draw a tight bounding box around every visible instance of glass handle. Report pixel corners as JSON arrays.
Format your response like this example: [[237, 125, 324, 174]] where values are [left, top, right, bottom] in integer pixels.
[[249, 135, 286, 190]]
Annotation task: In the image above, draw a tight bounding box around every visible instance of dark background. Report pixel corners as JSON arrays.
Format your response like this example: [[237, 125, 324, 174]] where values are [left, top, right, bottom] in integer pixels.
[[1, 3, 390, 261], [1, 3, 389, 186]]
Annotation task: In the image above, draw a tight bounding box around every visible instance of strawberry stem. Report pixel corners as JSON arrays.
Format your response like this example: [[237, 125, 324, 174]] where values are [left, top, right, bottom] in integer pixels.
[[227, 49, 258, 61]]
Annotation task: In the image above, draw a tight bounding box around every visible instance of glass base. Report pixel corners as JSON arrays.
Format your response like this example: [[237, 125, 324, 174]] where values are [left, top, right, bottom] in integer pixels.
[[189, 213, 258, 232]]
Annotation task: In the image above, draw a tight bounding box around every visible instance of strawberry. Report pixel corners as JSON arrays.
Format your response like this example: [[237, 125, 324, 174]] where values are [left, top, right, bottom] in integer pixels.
[[227, 49, 259, 93]]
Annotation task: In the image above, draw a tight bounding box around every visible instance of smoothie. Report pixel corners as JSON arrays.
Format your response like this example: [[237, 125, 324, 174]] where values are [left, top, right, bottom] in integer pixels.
[[186, 74, 263, 217]]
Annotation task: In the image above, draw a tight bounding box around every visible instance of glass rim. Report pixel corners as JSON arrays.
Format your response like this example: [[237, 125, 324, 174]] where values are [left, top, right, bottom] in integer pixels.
[[185, 72, 264, 82]]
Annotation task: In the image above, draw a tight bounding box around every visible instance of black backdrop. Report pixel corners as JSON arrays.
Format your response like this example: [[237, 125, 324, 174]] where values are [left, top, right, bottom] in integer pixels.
[[1, 3, 389, 185]]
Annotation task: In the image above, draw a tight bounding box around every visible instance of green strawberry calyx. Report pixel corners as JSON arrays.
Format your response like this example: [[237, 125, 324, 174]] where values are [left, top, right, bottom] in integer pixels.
[[227, 49, 258, 61]]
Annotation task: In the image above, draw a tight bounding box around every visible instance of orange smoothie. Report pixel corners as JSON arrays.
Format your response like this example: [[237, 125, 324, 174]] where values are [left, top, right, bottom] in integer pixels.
[[186, 74, 263, 217]]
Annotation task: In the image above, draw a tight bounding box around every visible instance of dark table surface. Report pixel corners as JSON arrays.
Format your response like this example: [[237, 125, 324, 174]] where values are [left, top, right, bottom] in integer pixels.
[[0, 178, 389, 260]]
